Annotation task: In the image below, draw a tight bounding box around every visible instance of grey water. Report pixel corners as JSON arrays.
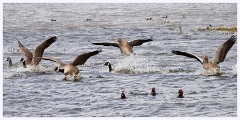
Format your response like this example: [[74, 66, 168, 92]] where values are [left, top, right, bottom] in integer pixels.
[[3, 3, 237, 117]]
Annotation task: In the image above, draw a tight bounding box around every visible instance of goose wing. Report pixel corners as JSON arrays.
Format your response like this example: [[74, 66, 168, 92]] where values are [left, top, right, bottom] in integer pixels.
[[172, 50, 203, 64], [32, 36, 57, 65], [18, 41, 33, 64], [92, 42, 119, 48], [211, 35, 236, 64], [39, 57, 63, 65], [70, 48, 102, 66], [128, 37, 153, 47]]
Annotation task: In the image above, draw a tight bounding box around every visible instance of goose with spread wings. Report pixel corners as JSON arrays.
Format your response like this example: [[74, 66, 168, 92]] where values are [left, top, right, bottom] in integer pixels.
[[91, 37, 153, 56], [39, 48, 102, 80], [18, 36, 57, 69], [172, 35, 236, 74]]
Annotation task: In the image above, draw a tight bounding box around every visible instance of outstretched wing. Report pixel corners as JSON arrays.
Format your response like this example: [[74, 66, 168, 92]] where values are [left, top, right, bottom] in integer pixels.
[[38, 56, 63, 65], [128, 37, 153, 47], [172, 50, 203, 64], [32, 36, 57, 65], [18, 41, 33, 64], [70, 48, 102, 66], [92, 42, 119, 48], [211, 35, 236, 64]]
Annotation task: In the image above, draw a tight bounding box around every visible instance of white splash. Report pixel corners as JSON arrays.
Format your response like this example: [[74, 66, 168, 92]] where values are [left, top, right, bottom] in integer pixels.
[[114, 54, 158, 74], [3, 65, 55, 79]]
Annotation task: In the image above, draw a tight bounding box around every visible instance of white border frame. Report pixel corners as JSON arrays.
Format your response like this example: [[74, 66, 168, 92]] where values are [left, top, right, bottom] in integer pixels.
[[1, 0, 239, 120]]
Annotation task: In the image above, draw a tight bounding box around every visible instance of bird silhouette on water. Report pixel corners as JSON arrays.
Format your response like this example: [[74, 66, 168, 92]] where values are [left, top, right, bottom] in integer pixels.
[[121, 91, 127, 99], [178, 89, 184, 98], [151, 87, 157, 96]]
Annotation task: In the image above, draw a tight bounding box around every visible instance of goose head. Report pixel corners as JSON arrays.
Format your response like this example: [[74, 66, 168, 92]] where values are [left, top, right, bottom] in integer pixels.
[[59, 69, 64, 73], [6, 57, 11, 61], [104, 62, 113, 72], [20, 58, 24, 62], [117, 38, 123, 43], [54, 67, 64, 73], [20, 58, 27, 68], [104, 62, 110, 66], [203, 55, 209, 62]]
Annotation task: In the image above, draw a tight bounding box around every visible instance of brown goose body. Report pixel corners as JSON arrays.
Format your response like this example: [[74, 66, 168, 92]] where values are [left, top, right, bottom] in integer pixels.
[[202, 56, 220, 70], [92, 37, 153, 56], [40, 48, 102, 80], [117, 38, 134, 55], [60, 64, 79, 77], [18, 36, 57, 68]]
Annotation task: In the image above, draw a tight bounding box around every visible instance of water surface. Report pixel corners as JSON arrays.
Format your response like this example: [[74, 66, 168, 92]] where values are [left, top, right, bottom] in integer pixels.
[[3, 3, 237, 117]]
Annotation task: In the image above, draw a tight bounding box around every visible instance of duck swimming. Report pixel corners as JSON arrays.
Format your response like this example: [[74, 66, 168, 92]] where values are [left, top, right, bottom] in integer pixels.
[[121, 91, 127, 99]]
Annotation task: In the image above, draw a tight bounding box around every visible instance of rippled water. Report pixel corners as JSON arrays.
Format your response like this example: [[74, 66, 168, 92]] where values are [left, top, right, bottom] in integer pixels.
[[3, 3, 237, 117]]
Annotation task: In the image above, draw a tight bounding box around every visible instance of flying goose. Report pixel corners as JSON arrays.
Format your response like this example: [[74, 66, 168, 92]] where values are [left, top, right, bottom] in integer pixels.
[[91, 37, 153, 56], [172, 35, 236, 74], [39, 48, 102, 80], [18, 36, 57, 68]]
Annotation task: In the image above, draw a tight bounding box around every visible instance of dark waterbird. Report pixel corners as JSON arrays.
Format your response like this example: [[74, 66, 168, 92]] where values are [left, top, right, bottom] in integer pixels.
[[151, 87, 157, 96], [178, 89, 184, 98], [121, 91, 127, 99]]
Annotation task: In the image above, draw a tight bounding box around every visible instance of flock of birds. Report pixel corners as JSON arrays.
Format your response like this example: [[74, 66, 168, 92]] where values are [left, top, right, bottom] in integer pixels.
[[6, 35, 237, 98]]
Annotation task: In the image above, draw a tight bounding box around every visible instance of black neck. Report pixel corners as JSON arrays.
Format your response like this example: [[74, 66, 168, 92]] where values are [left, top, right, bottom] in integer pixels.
[[22, 61, 27, 68], [8, 59, 12, 67], [108, 63, 113, 72]]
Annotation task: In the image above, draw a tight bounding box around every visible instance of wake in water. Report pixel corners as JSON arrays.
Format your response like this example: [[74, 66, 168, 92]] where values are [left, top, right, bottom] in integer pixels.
[[113, 54, 158, 74], [103, 54, 205, 75], [3, 65, 56, 79]]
